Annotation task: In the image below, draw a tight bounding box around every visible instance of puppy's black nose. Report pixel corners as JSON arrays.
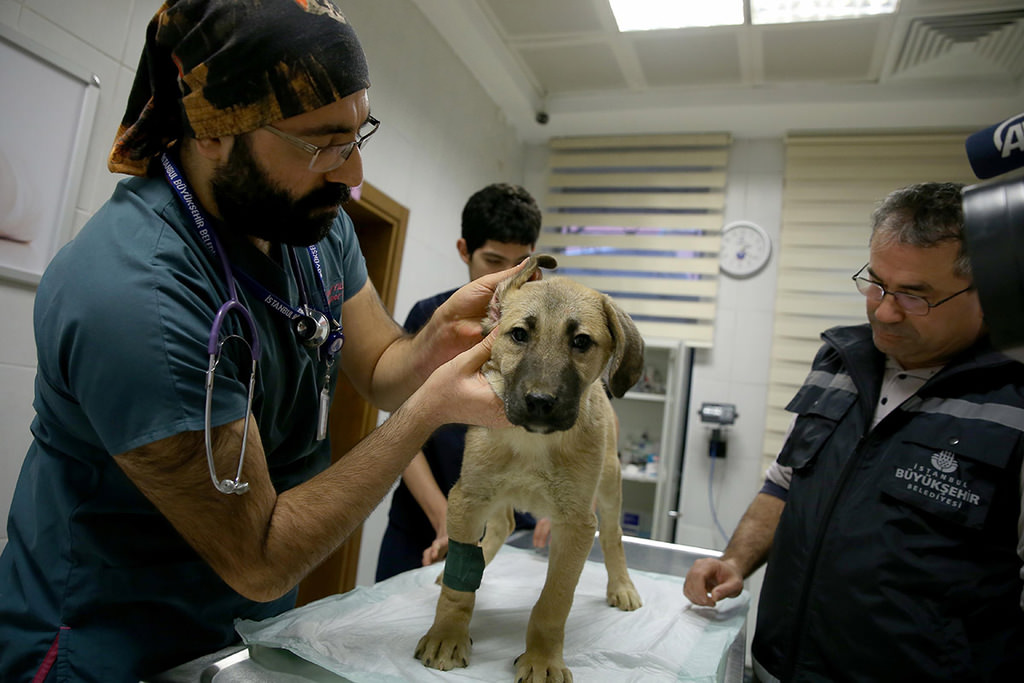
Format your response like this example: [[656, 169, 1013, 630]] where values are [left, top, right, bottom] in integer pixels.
[[524, 392, 557, 417]]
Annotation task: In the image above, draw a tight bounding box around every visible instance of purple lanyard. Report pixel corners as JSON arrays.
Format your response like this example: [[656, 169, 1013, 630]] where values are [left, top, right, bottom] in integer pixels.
[[160, 153, 343, 364]]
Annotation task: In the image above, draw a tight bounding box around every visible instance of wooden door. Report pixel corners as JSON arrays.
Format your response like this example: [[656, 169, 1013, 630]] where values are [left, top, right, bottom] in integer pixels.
[[296, 182, 408, 605]]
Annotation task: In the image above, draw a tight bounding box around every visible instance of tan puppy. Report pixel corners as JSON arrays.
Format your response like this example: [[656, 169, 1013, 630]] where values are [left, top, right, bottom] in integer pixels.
[[415, 255, 646, 683]]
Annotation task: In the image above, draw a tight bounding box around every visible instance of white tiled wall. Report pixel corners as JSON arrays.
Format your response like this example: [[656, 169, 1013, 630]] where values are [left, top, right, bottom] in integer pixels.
[[676, 139, 785, 553]]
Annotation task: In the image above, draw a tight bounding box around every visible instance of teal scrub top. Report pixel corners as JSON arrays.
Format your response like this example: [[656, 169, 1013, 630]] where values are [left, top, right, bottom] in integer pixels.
[[0, 173, 368, 682]]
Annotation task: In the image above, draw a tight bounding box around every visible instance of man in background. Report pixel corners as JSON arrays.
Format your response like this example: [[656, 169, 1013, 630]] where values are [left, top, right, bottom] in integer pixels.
[[376, 183, 549, 581], [684, 182, 1024, 681]]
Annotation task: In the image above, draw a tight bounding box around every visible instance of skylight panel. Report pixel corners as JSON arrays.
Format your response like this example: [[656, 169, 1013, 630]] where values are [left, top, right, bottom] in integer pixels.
[[609, 0, 745, 31], [751, 0, 899, 25]]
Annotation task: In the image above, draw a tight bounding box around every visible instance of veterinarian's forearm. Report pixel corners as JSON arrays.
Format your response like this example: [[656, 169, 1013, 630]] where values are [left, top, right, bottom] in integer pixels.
[[403, 451, 448, 533], [250, 396, 444, 597], [719, 493, 785, 578]]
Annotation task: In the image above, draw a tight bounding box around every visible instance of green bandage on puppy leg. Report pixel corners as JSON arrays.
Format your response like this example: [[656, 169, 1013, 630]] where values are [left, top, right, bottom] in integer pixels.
[[443, 539, 485, 592]]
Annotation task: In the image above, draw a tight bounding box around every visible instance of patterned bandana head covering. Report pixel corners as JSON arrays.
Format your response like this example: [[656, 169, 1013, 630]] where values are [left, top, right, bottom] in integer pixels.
[[109, 0, 370, 176]]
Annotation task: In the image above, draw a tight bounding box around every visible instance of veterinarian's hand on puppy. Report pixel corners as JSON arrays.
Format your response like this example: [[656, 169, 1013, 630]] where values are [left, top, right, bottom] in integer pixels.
[[410, 327, 511, 431], [430, 259, 541, 355], [682, 557, 744, 607]]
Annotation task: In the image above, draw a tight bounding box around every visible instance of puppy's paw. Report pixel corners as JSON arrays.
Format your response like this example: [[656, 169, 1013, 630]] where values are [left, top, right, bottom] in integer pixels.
[[514, 651, 573, 683], [415, 627, 472, 671], [606, 578, 642, 611]]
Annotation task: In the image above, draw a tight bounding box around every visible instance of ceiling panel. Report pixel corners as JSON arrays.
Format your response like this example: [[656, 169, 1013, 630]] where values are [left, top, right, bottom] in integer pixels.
[[762, 20, 882, 82], [483, 0, 606, 37], [518, 42, 628, 92], [632, 31, 744, 87]]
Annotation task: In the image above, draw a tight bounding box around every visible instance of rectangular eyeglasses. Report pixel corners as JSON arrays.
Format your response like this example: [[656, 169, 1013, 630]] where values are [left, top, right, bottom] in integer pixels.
[[851, 263, 973, 316], [263, 114, 380, 173]]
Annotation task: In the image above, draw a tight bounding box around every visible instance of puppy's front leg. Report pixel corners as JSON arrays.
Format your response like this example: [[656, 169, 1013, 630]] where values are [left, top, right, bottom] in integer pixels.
[[516, 514, 596, 683], [415, 583, 476, 670], [415, 481, 488, 671]]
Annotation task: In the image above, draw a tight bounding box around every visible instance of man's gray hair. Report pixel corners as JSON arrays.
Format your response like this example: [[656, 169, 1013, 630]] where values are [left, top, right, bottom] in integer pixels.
[[870, 182, 970, 278]]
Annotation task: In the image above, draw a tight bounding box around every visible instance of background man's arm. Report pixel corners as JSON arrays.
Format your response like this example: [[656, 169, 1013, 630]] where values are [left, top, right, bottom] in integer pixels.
[[683, 492, 785, 606]]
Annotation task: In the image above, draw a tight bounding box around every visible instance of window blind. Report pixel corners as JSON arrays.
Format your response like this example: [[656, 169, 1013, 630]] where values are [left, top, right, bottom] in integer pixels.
[[538, 133, 731, 346], [762, 132, 978, 467]]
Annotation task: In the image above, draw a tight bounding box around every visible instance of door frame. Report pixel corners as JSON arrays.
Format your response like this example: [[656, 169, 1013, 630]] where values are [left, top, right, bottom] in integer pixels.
[[296, 182, 409, 605]]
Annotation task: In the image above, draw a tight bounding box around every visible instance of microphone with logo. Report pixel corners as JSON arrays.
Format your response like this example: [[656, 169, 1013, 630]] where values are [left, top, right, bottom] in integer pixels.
[[962, 112, 1024, 354]]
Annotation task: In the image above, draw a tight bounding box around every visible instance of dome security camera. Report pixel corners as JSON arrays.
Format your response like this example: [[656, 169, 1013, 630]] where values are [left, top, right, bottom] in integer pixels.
[[535, 111, 549, 125]]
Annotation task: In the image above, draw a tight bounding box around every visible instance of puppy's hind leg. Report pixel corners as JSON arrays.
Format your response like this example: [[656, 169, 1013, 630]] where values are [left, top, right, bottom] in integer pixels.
[[596, 453, 642, 611]]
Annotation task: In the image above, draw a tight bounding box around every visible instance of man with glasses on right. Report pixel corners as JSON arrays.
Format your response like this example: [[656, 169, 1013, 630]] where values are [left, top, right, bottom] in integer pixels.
[[684, 182, 1024, 681]]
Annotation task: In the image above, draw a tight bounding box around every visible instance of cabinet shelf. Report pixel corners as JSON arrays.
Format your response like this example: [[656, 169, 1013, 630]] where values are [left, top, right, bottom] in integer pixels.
[[621, 470, 659, 484], [623, 390, 667, 402], [616, 337, 689, 542]]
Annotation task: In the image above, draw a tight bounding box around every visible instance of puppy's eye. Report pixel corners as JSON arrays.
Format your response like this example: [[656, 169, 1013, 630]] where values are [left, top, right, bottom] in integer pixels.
[[509, 327, 528, 343], [572, 334, 593, 352]]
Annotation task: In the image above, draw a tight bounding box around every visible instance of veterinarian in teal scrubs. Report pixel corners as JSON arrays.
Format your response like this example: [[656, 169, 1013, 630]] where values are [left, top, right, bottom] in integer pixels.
[[0, 2, 513, 680]]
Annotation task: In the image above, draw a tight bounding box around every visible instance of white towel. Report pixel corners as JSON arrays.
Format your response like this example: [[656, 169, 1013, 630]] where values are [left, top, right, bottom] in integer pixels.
[[236, 545, 749, 683]]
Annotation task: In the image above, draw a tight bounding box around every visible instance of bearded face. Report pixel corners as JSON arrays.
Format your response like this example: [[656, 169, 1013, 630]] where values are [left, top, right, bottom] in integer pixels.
[[210, 134, 350, 247]]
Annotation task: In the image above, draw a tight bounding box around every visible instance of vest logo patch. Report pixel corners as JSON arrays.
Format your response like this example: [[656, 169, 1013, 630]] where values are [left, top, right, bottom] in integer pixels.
[[893, 461, 981, 510], [930, 449, 958, 474], [884, 442, 998, 529], [897, 462, 983, 509]]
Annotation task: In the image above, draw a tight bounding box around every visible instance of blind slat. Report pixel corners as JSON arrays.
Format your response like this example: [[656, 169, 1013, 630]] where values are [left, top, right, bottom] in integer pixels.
[[774, 294, 866, 318], [779, 249, 865, 270], [615, 299, 717, 320], [635, 320, 714, 346], [539, 232, 720, 252], [551, 133, 732, 149], [562, 274, 718, 297], [547, 171, 727, 189], [549, 149, 730, 169], [777, 271, 866, 294], [782, 224, 870, 248], [553, 253, 720, 275], [542, 212, 724, 230], [769, 338, 828, 363], [545, 191, 726, 211]]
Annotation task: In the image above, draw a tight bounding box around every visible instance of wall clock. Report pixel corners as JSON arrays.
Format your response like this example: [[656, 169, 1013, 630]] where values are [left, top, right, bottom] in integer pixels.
[[719, 220, 772, 278]]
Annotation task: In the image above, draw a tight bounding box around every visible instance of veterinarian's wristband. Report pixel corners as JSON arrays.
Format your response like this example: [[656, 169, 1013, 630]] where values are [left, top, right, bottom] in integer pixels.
[[442, 540, 485, 592]]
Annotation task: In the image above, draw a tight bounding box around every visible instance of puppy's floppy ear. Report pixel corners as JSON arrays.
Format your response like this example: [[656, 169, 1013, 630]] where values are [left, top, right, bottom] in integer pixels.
[[482, 254, 558, 334], [602, 294, 645, 397]]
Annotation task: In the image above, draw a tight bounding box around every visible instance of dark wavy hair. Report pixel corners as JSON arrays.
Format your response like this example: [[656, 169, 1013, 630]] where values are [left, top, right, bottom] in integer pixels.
[[461, 183, 541, 256]]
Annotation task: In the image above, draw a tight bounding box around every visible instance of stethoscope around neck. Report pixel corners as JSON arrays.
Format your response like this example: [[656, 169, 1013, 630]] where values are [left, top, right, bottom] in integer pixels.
[[161, 153, 343, 495]]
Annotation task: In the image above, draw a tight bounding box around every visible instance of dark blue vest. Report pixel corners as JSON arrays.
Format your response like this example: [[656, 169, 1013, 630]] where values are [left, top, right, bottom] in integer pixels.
[[754, 324, 1024, 682]]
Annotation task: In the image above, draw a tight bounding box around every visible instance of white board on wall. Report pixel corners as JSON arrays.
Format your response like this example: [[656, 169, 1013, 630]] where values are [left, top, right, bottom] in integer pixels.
[[0, 24, 100, 285]]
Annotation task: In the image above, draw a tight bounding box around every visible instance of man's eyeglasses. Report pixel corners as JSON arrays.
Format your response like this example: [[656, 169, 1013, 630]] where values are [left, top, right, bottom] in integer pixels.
[[263, 115, 380, 173], [851, 264, 973, 316]]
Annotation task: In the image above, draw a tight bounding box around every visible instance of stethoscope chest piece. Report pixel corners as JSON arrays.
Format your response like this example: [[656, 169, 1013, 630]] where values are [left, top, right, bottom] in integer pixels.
[[295, 306, 331, 348]]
